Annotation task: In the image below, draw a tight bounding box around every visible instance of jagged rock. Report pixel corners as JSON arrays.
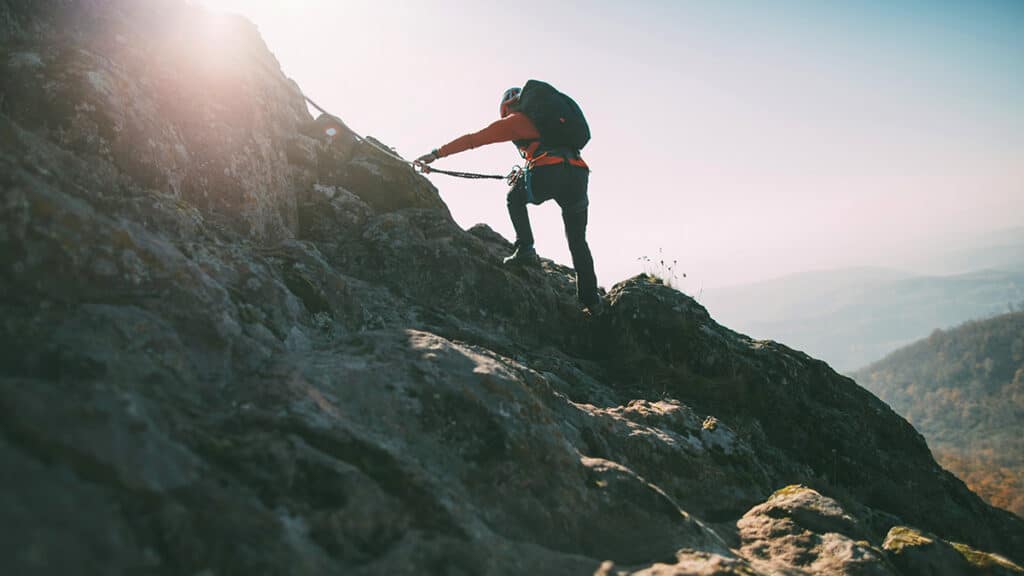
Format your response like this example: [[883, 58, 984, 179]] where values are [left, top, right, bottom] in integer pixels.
[[737, 485, 895, 575], [561, 397, 773, 523], [882, 526, 1024, 576], [297, 183, 373, 245], [594, 551, 760, 575], [0, 0, 311, 241], [598, 277, 1024, 557], [2, 1, 1024, 575], [319, 136, 448, 214], [948, 542, 1024, 576], [287, 329, 722, 564]]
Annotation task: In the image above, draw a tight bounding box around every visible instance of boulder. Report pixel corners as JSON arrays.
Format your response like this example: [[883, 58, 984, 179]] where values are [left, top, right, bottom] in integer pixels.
[[737, 485, 895, 575], [882, 526, 1023, 576]]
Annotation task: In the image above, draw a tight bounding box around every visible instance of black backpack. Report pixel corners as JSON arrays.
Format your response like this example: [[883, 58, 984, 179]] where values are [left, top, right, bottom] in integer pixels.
[[516, 80, 590, 151]]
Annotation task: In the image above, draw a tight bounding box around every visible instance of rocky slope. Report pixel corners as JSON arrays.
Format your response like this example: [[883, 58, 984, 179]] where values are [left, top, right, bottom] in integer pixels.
[[1, 1, 1022, 574], [854, 312, 1024, 518]]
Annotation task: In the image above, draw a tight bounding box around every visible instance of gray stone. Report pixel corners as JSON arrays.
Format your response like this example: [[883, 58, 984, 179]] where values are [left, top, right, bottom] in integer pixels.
[[737, 486, 895, 575], [883, 526, 1023, 576]]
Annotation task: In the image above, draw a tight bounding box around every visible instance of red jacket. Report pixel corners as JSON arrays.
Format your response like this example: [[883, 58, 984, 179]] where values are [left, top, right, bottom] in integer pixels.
[[436, 113, 588, 169]]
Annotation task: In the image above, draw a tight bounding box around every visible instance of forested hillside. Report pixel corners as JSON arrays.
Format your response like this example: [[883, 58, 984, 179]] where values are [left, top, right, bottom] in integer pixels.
[[855, 312, 1024, 517]]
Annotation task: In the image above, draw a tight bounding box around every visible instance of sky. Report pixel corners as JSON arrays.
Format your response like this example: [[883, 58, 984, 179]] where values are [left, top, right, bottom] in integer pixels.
[[195, 0, 1023, 290]]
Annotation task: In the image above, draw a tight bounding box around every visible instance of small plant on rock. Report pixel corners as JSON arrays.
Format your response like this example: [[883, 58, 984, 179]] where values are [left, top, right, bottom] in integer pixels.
[[637, 248, 685, 288]]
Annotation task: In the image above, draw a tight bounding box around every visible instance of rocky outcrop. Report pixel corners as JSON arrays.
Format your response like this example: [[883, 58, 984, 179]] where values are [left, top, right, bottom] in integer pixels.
[[882, 526, 1024, 576], [738, 486, 895, 575], [2, 1, 1023, 575]]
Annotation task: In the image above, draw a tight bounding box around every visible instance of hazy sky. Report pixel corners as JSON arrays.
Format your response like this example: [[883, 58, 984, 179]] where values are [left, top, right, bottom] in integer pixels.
[[196, 0, 1023, 289]]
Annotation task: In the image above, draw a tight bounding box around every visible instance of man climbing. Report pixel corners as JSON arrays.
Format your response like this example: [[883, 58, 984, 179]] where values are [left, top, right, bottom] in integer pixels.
[[415, 80, 602, 313]]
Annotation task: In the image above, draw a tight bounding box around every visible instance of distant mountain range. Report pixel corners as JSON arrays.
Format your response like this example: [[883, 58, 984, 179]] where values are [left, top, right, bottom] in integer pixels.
[[902, 227, 1024, 276], [852, 312, 1024, 518], [701, 259, 1024, 372]]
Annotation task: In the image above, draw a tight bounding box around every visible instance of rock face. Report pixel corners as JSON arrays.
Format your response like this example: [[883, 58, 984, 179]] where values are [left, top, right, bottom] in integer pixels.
[[737, 486, 895, 575], [1, 2, 1023, 575], [882, 526, 1024, 576]]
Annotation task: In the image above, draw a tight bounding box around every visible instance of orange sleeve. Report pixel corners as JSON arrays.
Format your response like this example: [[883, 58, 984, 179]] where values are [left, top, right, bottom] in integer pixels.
[[436, 113, 540, 158]]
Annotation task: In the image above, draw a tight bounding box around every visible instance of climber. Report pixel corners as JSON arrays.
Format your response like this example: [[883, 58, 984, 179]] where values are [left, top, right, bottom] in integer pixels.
[[415, 80, 602, 313]]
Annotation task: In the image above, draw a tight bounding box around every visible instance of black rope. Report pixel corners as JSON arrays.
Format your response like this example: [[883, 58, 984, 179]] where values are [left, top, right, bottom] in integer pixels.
[[303, 94, 330, 117], [419, 167, 506, 180], [302, 93, 512, 182]]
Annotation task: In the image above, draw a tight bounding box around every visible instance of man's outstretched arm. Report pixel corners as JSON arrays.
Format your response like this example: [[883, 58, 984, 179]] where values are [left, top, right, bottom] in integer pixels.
[[416, 113, 539, 165]]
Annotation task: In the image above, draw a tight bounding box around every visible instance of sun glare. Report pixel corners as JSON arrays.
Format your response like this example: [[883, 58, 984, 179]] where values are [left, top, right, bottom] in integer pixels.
[[191, 0, 292, 18]]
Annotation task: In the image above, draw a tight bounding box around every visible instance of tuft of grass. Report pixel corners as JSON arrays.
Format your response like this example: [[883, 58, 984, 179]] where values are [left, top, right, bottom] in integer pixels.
[[637, 248, 684, 288]]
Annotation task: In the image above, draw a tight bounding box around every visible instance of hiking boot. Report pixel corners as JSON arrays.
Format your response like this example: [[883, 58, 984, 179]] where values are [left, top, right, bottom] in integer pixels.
[[503, 245, 539, 266], [583, 296, 605, 316]]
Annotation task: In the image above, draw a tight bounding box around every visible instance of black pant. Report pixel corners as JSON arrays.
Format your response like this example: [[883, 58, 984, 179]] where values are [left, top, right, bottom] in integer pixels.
[[506, 163, 598, 306]]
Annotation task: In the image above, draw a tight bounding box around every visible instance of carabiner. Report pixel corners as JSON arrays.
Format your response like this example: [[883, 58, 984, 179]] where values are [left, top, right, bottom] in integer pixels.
[[506, 165, 524, 187]]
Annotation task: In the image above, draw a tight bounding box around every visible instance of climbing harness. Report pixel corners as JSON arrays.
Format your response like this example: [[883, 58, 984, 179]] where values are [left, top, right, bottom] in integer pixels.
[[505, 165, 524, 187], [303, 94, 516, 183]]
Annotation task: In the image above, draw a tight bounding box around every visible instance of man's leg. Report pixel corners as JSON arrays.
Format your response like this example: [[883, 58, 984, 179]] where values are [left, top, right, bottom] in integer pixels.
[[557, 168, 599, 306], [504, 178, 539, 265], [506, 178, 534, 249], [563, 207, 599, 306]]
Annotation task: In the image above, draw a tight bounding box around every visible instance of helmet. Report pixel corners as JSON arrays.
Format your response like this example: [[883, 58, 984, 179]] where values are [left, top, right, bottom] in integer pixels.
[[499, 87, 521, 118]]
